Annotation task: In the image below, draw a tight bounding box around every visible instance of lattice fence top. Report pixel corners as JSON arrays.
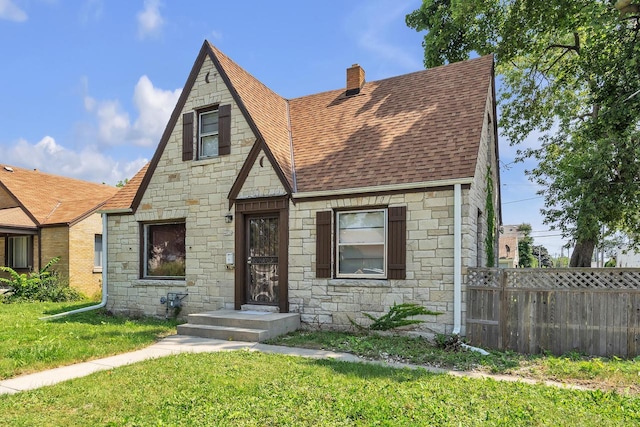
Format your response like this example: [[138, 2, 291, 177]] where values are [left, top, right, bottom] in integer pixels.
[[467, 268, 640, 290]]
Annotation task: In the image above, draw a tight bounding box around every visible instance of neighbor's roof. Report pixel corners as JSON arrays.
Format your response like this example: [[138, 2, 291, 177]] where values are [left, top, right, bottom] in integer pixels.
[[0, 165, 118, 226], [120, 42, 494, 210]]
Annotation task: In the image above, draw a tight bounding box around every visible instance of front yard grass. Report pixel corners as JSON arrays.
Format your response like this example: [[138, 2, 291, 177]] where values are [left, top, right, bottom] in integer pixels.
[[0, 301, 177, 379], [1, 351, 638, 426], [267, 330, 640, 395]]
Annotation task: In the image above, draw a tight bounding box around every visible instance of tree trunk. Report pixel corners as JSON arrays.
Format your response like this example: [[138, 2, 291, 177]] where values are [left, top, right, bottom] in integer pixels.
[[569, 239, 595, 267]]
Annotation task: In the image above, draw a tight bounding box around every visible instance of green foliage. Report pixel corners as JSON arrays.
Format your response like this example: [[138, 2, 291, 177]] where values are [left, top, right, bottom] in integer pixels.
[[360, 302, 441, 331], [407, 1, 640, 266], [0, 257, 82, 303], [517, 223, 534, 268], [485, 166, 496, 267], [115, 178, 129, 188], [434, 333, 464, 352], [532, 245, 553, 268]]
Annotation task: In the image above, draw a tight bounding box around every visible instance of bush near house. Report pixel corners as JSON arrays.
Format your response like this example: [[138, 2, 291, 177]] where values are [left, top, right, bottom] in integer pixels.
[[0, 257, 82, 303]]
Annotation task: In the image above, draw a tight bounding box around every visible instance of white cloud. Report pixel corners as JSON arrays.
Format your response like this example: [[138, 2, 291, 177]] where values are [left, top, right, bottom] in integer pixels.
[[347, 0, 422, 71], [0, 136, 147, 185], [137, 0, 164, 39], [131, 75, 181, 146], [95, 100, 131, 144], [0, 0, 27, 22], [83, 75, 181, 147]]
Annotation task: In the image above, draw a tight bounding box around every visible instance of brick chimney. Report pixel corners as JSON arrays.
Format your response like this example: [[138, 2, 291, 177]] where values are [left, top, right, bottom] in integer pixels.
[[346, 64, 365, 95]]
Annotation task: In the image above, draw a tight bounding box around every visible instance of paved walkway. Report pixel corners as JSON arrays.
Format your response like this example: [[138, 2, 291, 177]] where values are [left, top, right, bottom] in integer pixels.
[[0, 335, 587, 395]]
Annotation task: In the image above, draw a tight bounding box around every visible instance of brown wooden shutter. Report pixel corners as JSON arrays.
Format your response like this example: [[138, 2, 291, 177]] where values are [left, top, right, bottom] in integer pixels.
[[316, 211, 332, 278], [387, 206, 406, 279], [182, 112, 193, 161], [218, 104, 231, 155]]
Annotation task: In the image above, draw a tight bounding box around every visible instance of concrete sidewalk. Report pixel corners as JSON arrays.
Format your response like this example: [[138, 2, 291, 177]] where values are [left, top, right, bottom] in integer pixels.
[[0, 335, 588, 395], [0, 335, 371, 395]]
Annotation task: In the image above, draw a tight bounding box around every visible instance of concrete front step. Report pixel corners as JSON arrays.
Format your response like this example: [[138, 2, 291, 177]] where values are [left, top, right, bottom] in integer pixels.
[[177, 310, 300, 342]]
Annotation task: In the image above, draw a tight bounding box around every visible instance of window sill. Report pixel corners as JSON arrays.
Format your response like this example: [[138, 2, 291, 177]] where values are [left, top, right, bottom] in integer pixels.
[[132, 279, 187, 288], [192, 156, 225, 167], [93, 267, 103, 273], [328, 278, 390, 288]]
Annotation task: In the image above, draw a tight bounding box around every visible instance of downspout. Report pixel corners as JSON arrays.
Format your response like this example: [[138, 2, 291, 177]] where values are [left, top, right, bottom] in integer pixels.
[[40, 213, 109, 320], [452, 184, 462, 335], [451, 185, 490, 356]]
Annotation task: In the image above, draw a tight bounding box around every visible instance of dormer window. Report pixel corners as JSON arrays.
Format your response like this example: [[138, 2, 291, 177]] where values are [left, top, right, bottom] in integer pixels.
[[182, 104, 231, 161], [199, 108, 219, 158]]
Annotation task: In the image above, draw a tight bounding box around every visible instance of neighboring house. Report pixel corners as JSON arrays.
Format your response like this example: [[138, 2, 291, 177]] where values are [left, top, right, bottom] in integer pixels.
[[101, 41, 500, 335], [498, 224, 522, 268], [0, 165, 118, 296]]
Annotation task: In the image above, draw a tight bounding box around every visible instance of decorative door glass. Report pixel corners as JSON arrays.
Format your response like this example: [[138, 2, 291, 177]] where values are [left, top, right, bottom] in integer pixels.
[[247, 216, 279, 304]]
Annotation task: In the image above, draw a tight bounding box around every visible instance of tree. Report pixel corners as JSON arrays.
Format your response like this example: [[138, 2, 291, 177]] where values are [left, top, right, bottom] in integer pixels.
[[407, 1, 640, 266], [116, 178, 129, 188], [532, 245, 553, 268], [517, 223, 534, 268]]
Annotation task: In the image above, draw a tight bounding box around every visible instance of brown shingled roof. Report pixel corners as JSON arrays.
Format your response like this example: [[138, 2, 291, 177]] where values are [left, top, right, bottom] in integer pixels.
[[209, 44, 294, 190], [122, 42, 495, 211], [289, 55, 494, 192], [101, 163, 149, 212], [0, 165, 118, 226]]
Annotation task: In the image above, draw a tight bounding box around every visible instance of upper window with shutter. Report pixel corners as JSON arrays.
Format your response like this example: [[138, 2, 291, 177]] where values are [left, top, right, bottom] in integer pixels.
[[198, 108, 219, 159], [182, 104, 231, 161]]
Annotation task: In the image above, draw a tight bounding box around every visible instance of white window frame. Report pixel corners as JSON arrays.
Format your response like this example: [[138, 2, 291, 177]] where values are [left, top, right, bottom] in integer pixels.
[[198, 109, 219, 159], [94, 234, 103, 272], [143, 222, 186, 279], [336, 208, 387, 279], [8, 236, 30, 269]]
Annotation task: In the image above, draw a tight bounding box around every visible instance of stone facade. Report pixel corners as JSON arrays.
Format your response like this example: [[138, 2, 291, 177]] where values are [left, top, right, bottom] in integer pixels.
[[106, 56, 258, 318], [105, 51, 500, 336]]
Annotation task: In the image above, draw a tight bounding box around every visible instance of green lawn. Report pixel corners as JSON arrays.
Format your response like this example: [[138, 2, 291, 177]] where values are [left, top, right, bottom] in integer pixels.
[[1, 351, 638, 426], [0, 301, 177, 379], [268, 330, 640, 395]]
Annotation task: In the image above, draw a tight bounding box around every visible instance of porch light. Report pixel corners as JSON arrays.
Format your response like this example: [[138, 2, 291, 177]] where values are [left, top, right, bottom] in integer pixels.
[[224, 213, 233, 223]]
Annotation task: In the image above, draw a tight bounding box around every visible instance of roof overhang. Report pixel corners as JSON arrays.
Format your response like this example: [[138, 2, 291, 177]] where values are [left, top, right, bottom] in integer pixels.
[[0, 226, 38, 235], [291, 177, 474, 200], [97, 208, 134, 215]]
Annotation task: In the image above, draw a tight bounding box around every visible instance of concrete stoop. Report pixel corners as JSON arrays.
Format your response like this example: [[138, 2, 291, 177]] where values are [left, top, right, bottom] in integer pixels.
[[176, 310, 300, 342]]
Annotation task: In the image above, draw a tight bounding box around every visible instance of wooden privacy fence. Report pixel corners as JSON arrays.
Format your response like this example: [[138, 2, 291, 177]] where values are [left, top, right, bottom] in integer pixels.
[[466, 268, 640, 357]]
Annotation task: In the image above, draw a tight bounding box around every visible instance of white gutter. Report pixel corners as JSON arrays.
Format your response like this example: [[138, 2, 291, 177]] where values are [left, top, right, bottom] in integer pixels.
[[292, 177, 473, 199], [452, 183, 462, 335], [40, 213, 109, 320]]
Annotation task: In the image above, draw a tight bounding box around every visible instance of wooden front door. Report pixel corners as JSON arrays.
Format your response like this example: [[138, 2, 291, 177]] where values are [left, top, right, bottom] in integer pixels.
[[246, 215, 279, 305]]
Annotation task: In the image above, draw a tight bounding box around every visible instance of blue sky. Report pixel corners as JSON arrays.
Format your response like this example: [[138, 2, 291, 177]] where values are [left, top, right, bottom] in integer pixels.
[[0, 0, 566, 255]]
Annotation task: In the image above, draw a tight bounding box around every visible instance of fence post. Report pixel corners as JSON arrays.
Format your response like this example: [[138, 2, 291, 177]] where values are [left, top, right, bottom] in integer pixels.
[[499, 269, 508, 350]]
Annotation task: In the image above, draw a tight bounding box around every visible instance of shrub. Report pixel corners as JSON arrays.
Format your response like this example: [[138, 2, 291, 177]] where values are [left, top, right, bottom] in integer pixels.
[[353, 303, 441, 331], [434, 333, 464, 352], [0, 257, 82, 303]]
